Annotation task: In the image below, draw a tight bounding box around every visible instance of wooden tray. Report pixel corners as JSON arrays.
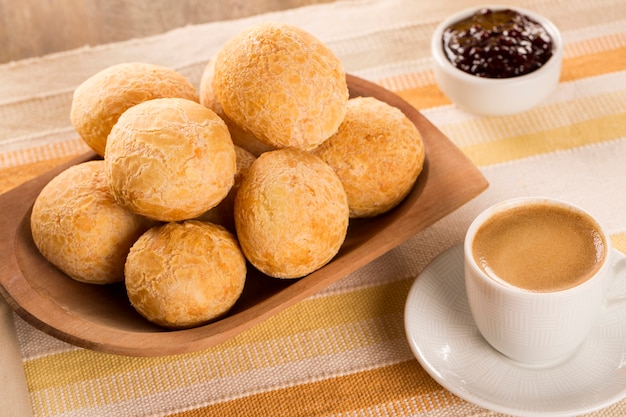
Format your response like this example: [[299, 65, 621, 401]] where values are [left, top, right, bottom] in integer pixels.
[[0, 75, 488, 356]]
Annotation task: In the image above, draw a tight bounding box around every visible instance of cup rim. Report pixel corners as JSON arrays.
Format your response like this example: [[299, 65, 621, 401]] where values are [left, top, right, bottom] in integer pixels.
[[464, 196, 611, 295], [431, 5, 563, 85]]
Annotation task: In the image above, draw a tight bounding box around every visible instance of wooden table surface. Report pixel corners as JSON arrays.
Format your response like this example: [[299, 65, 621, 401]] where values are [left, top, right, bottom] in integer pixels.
[[0, 0, 333, 63]]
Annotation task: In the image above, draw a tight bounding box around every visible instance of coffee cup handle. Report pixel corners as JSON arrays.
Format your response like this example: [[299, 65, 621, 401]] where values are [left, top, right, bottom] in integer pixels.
[[606, 250, 626, 304]]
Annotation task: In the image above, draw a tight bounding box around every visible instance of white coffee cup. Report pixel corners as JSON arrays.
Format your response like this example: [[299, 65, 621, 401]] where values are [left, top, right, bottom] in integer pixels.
[[464, 197, 612, 366]]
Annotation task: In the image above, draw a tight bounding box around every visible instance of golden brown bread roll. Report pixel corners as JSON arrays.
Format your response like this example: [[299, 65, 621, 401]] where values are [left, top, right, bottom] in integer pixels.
[[213, 22, 349, 151], [199, 58, 275, 156], [312, 96, 425, 218], [70, 62, 198, 156], [105, 97, 236, 222], [30, 160, 154, 284], [234, 148, 349, 278], [125, 221, 247, 329]]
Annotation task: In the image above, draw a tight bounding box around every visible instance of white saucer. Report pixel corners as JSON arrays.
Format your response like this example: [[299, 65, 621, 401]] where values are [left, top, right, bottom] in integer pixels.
[[404, 244, 626, 417]]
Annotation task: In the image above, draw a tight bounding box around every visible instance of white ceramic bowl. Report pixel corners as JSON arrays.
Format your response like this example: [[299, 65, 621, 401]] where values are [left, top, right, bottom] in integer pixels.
[[431, 5, 563, 116]]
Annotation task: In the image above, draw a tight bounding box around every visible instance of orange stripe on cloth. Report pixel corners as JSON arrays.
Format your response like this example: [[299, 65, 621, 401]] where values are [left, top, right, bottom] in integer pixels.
[[0, 155, 77, 194], [0, 137, 90, 194], [163, 360, 462, 417], [0, 137, 88, 169], [561, 46, 626, 82]]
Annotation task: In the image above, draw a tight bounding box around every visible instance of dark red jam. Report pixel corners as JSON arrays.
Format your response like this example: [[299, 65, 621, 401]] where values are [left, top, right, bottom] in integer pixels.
[[442, 8, 553, 78]]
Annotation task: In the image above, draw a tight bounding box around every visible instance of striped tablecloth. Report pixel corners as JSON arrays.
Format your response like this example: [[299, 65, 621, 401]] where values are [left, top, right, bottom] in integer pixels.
[[1, 0, 625, 416]]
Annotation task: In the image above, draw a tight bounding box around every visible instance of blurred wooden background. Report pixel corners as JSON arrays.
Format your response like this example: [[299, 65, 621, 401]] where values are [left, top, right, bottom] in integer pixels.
[[0, 0, 333, 63]]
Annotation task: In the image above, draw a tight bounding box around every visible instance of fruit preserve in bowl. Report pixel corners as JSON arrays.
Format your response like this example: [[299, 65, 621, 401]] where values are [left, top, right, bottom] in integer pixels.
[[431, 6, 562, 116]]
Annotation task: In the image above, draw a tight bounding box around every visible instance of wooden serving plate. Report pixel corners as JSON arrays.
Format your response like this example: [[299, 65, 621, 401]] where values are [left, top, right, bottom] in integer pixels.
[[0, 75, 488, 356]]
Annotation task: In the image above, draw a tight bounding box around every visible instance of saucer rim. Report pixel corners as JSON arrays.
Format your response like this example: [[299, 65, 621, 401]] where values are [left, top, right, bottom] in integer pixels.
[[404, 243, 626, 417]]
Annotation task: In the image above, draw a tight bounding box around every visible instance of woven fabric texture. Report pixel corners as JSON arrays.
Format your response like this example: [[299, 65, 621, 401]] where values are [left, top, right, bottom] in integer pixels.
[[1, 0, 626, 416]]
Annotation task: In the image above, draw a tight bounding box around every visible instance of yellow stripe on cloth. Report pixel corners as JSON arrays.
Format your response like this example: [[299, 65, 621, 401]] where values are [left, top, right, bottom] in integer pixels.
[[162, 361, 462, 417], [611, 232, 626, 255], [25, 231, 626, 415], [24, 279, 413, 409], [447, 106, 626, 167]]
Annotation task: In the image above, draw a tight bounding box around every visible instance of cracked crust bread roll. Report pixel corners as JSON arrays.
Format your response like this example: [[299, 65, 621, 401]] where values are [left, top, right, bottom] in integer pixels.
[[125, 221, 247, 329], [105, 97, 236, 222], [199, 58, 275, 156], [30, 160, 154, 284], [70, 62, 198, 156], [213, 22, 349, 151], [312, 96, 425, 218], [234, 148, 349, 279]]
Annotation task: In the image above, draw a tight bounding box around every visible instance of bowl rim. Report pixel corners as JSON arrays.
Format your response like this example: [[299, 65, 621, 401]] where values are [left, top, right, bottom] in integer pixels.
[[431, 4, 563, 85]]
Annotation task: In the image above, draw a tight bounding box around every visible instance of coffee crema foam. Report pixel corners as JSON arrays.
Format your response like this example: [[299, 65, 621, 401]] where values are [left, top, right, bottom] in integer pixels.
[[472, 203, 606, 292]]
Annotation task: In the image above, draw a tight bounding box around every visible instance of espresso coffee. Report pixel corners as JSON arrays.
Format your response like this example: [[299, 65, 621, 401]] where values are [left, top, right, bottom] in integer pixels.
[[472, 203, 606, 292]]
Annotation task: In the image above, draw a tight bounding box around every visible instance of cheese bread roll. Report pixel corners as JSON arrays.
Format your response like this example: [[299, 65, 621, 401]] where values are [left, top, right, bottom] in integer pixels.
[[70, 62, 198, 156], [125, 221, 246, 329], [234, 148, 349, 278], [213, 22, 348, 151], [312, 97, 425, 218], [30, 160, 153, 284], [105, 98, 236, 222]]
